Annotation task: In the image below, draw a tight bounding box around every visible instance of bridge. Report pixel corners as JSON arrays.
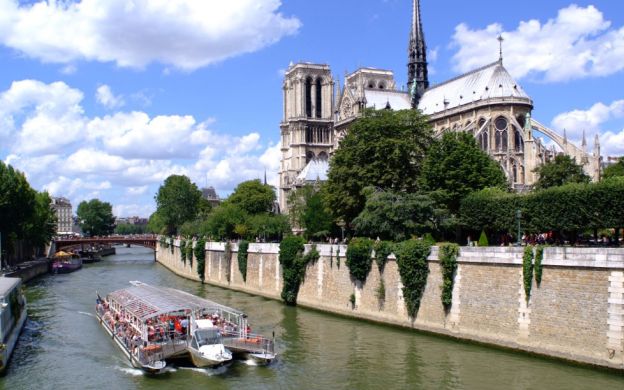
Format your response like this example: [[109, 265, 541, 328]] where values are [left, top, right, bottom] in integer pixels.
[[52, 235, 158, 252]]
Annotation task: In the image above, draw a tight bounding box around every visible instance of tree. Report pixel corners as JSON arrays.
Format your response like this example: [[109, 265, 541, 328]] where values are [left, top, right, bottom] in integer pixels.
[[155, 175, 202, 234], [288, 184, 334, 240], [352, 187, 436, 241], [603, 159, 624, 179], [23, 192, 57, 248], [225, 180, 275, 215], [324, 109, 433, 224], [146, 211, 166, 234], [420, 132, 508, 215], [533, 154, 590, 190], [202, 203, 247, 240], [77, 199, 116, 237], [0, 162, 36, 240]]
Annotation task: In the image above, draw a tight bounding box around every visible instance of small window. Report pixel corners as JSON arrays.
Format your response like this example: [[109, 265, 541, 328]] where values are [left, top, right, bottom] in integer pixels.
[[495, 117, 508, 131]]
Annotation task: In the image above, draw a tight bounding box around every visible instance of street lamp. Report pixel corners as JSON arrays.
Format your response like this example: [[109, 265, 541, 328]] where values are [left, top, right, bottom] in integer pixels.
[[516, 209, 522, 246], [337, 219, 346, 243]]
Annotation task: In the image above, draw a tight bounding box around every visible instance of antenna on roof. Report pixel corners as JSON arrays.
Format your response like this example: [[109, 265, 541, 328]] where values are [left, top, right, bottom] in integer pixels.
[[497, 35, 504, 63]]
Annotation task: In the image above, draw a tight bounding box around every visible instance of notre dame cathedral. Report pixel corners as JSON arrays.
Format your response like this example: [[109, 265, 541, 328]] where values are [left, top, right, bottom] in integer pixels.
[[278, 0, 601, 213]]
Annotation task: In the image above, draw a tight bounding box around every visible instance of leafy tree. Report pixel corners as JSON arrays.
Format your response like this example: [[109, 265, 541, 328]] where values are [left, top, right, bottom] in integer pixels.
[[352, 187, 436, 241], [247, 213, 290, 242], [202, 203, 247, 240], [114, 223, 146, 235], [533, 154, 590, 190], [225, 180, 275, 215], [23, 192, 57, 248], [420, 132, 508, 214], [603, 159, 624, 179], [146, 211, 166, 234], [77, 199, 116, 237], [155, 175, 202, 234], [287, 184, 334, 240], [324, 109, 433, 225], [0, 162, 36, 241]]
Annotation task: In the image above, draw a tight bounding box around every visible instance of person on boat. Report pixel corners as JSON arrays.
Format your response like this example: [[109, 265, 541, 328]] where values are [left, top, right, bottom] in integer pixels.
[[180, 317, 189, 337]]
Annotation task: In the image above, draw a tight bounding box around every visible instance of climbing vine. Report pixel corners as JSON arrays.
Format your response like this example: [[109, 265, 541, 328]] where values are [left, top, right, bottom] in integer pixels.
[[278, 236, 306, 305], [523, 246, 534, 303], [375, 279, 386, 308], [238, 240, 249, 282], [185, 240, 193, 265], [346, 237, 374, 282], [439, 243, 459, 311], [180, 239, 186, 263], [394, 240, 431, 318], [194, 238, 206, 282], [534, 245, 544, 287], [224, 241, 232, 282], [373, 240, 394, 274], [170, 237, 175, 254]]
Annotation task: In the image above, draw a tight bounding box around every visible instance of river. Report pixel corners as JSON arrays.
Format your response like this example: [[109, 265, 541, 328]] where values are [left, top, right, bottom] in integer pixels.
[[1, 247, 622, 389]]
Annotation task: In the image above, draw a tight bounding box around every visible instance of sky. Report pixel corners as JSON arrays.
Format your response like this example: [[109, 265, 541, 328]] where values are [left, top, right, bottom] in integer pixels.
[[1, 0, 623, 217]]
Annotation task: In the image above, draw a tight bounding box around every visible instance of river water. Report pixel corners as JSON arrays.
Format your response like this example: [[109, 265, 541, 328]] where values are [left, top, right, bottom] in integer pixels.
[[1, 247, 622, 389]]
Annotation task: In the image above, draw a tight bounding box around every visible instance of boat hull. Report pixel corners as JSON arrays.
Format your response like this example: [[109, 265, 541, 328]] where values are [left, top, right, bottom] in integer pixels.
[[0, 305, 27, 375], [188, 347, 232, 368]]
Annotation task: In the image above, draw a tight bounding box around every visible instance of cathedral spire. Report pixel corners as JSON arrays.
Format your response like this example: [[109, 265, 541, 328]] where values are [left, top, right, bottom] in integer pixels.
[[408, 0, 428, 108]]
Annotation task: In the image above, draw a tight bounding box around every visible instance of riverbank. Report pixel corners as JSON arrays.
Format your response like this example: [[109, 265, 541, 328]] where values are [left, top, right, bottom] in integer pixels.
[[2, 258, 50, 283], [156, 241, 624, 371]]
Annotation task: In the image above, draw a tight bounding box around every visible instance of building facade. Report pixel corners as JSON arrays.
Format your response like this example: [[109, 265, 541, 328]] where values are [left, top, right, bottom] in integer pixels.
[[51, 197, 73, 235], [278, 0, 601, 212]]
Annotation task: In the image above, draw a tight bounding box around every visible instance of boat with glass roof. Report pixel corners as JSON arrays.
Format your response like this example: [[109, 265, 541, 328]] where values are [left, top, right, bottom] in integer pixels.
[[95, 281, 275, 373], [0, 277, 27, 375]]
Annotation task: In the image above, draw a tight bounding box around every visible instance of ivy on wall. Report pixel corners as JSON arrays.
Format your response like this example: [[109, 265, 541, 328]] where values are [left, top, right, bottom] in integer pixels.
[[346, 238, 374, 283], [194, 238, 206, 282], [439, 243, 459, 311], [185, 241, 193, 265], [224, 241, 232, 282], [170, 237, 175, 254], [395, 240, 431, 318], [534, 245, 544, 287], [238, 240, 249, 282], [180, 239, 186, 263], [523, 246, 534, 303], [279, 236, 307, 305], [373, 240, 394, 274]]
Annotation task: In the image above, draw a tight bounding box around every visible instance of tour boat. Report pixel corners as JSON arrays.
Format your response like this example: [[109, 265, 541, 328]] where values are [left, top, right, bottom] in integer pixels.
[[0, 277, 27, 374], [51, 257, 82, 274], [95, 281, 275, 373]]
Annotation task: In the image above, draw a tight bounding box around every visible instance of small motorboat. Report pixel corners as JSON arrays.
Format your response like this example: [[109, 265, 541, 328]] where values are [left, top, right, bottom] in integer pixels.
[[187, 319, 232, 367]]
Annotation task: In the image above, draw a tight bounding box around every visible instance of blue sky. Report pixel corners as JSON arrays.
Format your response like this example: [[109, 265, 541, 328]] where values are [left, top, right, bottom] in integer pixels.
[[1, 0, 623, 217]]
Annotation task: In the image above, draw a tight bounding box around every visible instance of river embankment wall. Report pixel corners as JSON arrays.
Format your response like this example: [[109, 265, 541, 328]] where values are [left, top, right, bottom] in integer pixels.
[[156, 241, 624, 370]]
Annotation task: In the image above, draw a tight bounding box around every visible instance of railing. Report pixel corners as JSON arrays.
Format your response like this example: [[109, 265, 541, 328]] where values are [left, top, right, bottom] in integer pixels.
[[222, 332, 275, 355]]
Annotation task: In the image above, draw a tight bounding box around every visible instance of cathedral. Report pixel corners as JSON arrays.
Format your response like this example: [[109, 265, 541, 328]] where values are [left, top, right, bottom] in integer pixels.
[[278, 0, 601, 213]]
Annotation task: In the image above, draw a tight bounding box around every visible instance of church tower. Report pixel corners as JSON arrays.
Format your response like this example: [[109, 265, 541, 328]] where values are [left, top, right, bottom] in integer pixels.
[[278, 63, 335, 213], [407, 0, 429, 107]]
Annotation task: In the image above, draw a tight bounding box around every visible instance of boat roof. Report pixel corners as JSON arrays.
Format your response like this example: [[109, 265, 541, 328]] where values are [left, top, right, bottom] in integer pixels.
[[106, 281, 244, 322], [0, 277, 20, 296]]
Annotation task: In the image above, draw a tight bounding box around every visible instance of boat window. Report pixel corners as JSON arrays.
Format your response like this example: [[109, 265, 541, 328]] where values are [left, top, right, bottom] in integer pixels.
[[195, 328, 221, 346]]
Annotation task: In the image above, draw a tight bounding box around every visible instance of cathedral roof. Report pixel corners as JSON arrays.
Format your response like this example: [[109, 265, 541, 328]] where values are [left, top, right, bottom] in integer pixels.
[[364, 89, 411, 110], [296, 158, 329, 183], [417, 61, 531, 116]]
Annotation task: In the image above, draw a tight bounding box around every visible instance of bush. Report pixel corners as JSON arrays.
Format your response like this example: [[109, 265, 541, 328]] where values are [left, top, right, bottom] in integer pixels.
[[523, 246, 533, 302], [373, 240, 394, 273], [279, 236, 306, 305], [195, 238, 206, 282], [238, 240, 249, 282], [534, 245, 544, 287], [180, 239, 186, 263], [394, 239, 431, 318], [477, 230, 489, 246], [346, 238, 374, 282], [185, 240, 193, 264]]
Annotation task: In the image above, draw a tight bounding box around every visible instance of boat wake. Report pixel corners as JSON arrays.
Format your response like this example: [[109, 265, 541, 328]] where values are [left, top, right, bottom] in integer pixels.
[[77, 311, 95, 317], [116, 367, 145, 377], [242, 359, 259, 366], [178, 365, 228, 376]]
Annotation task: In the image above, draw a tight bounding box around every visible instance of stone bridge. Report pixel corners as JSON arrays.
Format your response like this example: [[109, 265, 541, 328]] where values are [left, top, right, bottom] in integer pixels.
[[52, 235, 158, 252]]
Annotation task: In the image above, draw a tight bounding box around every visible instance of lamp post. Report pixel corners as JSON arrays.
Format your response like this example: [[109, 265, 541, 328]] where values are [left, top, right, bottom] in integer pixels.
[[516, 209, 522, 246], [337, 220, 346, 243]]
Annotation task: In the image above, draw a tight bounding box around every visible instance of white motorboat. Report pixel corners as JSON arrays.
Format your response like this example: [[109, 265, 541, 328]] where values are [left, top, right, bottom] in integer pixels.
[[187, 319, 232, 367], [0, 277, 27, 374]]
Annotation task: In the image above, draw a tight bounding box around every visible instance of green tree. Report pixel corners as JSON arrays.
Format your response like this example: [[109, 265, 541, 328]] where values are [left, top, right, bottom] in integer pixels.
[[352, 187, 436, 241], [247, 213, 290, 242], [420, 132, 508, 215], [603, 159, 624, 179], [0, 162, 36, 241], [146, 211, 166, 234], [323, 109, 433, 225], [114, 223, 146, 235], [225, 180, 275, 215], [287, 184, 334, 240], [533, 154, 590, 190], [202, 203, 247, 240], [23, 192, 57, 248], [77, 199, 116, 237], [155, 175, 202, 234]]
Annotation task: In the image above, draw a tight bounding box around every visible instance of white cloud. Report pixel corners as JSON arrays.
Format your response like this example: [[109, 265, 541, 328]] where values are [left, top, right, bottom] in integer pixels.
[[551, 99, 624, 156], [451, 5, 624, 82], [1, 79, 282, 214], [113, 203, 155, 218], [0, 0, 301, 70], [96, 84, 124, 109]]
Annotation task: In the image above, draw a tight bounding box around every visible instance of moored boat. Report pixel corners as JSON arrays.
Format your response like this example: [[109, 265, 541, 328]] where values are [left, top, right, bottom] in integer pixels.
[[51, 257, 82, 274], [0, 277, 27, 375]]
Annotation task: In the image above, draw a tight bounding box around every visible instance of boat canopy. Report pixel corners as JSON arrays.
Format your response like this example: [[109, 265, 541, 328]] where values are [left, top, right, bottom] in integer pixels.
[[106, 281, 244, 322]]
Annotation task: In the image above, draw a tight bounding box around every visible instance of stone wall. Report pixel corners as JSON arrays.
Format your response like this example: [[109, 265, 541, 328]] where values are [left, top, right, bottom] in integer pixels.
[[156, 240, 624, 370]]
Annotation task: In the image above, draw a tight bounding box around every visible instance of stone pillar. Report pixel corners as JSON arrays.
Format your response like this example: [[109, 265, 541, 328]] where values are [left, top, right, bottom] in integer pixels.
[[607, 271, 624, 363], [517, 268, 532, 340]]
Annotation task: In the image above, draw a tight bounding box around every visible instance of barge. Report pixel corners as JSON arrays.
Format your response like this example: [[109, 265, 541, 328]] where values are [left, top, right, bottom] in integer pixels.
[[0, 277, 27, 374], [96, 281, 275, 374]]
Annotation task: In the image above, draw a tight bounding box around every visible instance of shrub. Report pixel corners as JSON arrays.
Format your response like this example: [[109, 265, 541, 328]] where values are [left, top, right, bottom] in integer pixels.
[[279, 236, 306, 305], [346, 237, 374, 282], [180, 239, 186, 263], [534, 245, 544, 287], [195, 238, 206, 282], [478, 230, 489, 247], [523, 246, 534, 302], [238, 240, 249, 282], [394, 240, 431, 318], [185, 240, 193, 265], [373, 240, 394, 273]]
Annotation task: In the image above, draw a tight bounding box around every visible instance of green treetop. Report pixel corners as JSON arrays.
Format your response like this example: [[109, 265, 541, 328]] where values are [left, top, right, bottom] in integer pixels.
[[155, 175, 202, 234], [77, 199, 116, 237], [603, 159, 624, 179], [533, 154, 590, 190], [224, 179, 275, 215]]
